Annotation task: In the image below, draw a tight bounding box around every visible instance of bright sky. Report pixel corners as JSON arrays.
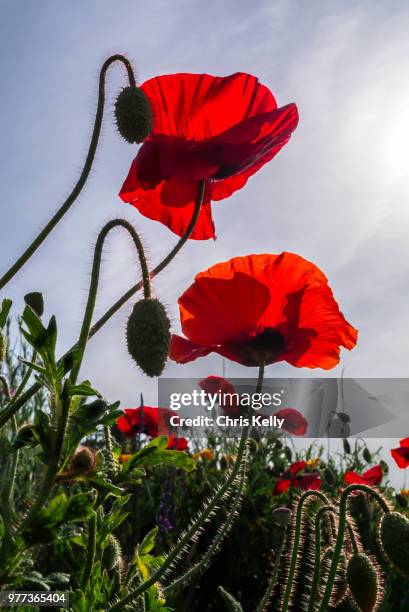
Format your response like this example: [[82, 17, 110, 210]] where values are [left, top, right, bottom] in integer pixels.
[[1, 0, 409, 486]]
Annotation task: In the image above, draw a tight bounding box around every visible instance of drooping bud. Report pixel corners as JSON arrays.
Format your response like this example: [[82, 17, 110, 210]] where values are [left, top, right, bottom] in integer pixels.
[[346, 553, 380, 612], [103, 534, 122, 570], [126, 298, 171, 377], [379, 511, 409, 577], [343, 438, 351, 454], [324, 467, 336, 486], [70, 446, 96, 474], [24, 292, 44, 317], [84, 398, 109, 419], [320, 548, 348, 607], [363, 447, 372, 463], [115, 86, 152, 144], [396, 493, 408, 509], [272, 506, 292, 527], [11, 424, 36, 450], [0, 328, 6, 364]]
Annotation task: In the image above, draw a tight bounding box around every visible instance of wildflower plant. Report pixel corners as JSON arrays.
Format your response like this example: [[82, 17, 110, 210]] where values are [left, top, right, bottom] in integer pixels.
[[0, 53, 407, 612]]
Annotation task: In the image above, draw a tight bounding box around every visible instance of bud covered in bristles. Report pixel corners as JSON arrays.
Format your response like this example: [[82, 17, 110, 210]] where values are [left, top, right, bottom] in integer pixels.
[[379, 511, 409, 577], [0, 328, 6, 364], [84, 398, 109, 419], [126, 298, 171, 377], [70, 446, 96, 474], [320, 548, 348, 607], [363, 447, 372, 463], [396, 493, 408, 509], [115, 86, 152, 144], [272, 506, 292, 527], [103, 534, 122, 570], [346, 553, 380, 612], [24, 292, 44, 317], [343, 438, 351, 454]]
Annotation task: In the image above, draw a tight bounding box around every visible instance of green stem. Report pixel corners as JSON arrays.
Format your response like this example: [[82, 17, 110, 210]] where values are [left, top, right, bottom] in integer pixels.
[[108, 358, 263, 611], [81, 513, 97, 590], [256, 527, 287, 612], [0, 180, 205, 428], [70, 219, 150, 384], [0, 350, 37, 430], [0, 55, 136, 291], [281, 490, 330, 612], [318, 484, 389, 612], [307, 505, 335, 612]]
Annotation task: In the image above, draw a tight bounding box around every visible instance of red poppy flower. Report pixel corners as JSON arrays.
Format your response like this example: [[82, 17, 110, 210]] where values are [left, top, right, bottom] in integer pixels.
[[390, 438, 409, 468], [274, 408, 308, 436], [199, 376, 239, 416], [119, 72, 298, 239], [116, 406, 188, 450], [170, 252, 358, 369], [273, 460, 321, 495], [344, 465, 383, 486]]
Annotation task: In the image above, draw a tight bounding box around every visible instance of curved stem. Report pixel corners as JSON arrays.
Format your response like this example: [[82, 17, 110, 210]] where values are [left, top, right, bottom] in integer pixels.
[[281, 489, 330, 612], [0, 180, 205, 428], [0, 54, 136, 291], [307, 505, 335, 612], [69, 219, 150, 384], [318, 484, 390, 612]]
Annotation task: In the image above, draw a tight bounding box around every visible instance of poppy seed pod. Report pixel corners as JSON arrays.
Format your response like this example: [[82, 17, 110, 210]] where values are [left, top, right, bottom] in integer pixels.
[[0, 328, 6, 364], [70, 446, 95, 474], [346, 553, 379, 612], [24, 292, 44, 317], [103, 534, 122, 570], [115, 86, 152, 144], [379, 511, 409, 577], [126, 298, 171, 377]]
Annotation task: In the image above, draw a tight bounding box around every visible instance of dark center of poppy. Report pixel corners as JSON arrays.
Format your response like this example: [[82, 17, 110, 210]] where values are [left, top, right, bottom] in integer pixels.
[[211, 165, 240, 180], [247, 327, 286, 363]]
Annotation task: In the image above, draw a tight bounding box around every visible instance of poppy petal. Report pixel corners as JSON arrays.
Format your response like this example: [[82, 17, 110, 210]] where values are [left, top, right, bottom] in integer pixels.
[[298, 473, 321, 491], [275, 408, 308, 436], [273, 478, 292, 495], [362, 465, 383, 485], [170, 334, 213, 364], [391, 446, 409, 469], [289, 460, 307, 476], [141, 72, 278, 140]]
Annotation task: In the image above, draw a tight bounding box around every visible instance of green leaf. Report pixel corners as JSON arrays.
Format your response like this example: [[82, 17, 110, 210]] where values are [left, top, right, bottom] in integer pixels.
[[22, 305, 48, 350], [218, 587, 244, 612], [44, 315, 57, 356], [66, 380, 100, 398], [57, 348, 82, 378], [138, 527, 158, 556], [122, 439, 195, 473], [0, 298, 12, 328]]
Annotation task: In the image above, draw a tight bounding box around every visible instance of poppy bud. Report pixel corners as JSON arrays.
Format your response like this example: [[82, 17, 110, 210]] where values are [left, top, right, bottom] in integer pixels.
[[24, 292, 44, 317], [12, 424, 35, 449], [126, 298, 171, 377], [103, 534, 122, 570], [346, 553, 380, 612], [70, 446, 95, 474], [115, 86, 152, 144], [284, 446, 292, 462], [379, 511, 409, 577], [272, 506, 291, 527], [84, 398, 109, 419], [343, 438, 351, 454], [396, 493, 408, 509], [363, 447, 372, 463], [0, 328, 6, 364], [324, 467, 336, 486]]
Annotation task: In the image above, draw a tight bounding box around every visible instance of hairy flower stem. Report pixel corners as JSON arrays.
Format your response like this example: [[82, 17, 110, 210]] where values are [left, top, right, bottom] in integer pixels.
[[0, 417, 18, 566], [256, 526, 287, 612], [281, 490, 330, 612], [318, 484, 390, 612], [107, 360, 264, 611], [0, 55, 136, 291], [81, 513, 97, 590], [164, 459, 248, 595], [0, 181, 205, 429], [70, 219, 150, 384], [307, 505, 335, 612]]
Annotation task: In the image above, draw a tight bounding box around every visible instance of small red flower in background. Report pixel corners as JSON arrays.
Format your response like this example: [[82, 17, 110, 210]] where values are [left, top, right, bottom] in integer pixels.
[[116, 406, 188, 451], [119, 72, 298, 239], [344, 465, 383, 486], [274, 408, 308, 436], [390, 438, 409, 468], [170, 253, 357, 369], [273, 460, 321, 495], [199, 376, 239, 416]]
